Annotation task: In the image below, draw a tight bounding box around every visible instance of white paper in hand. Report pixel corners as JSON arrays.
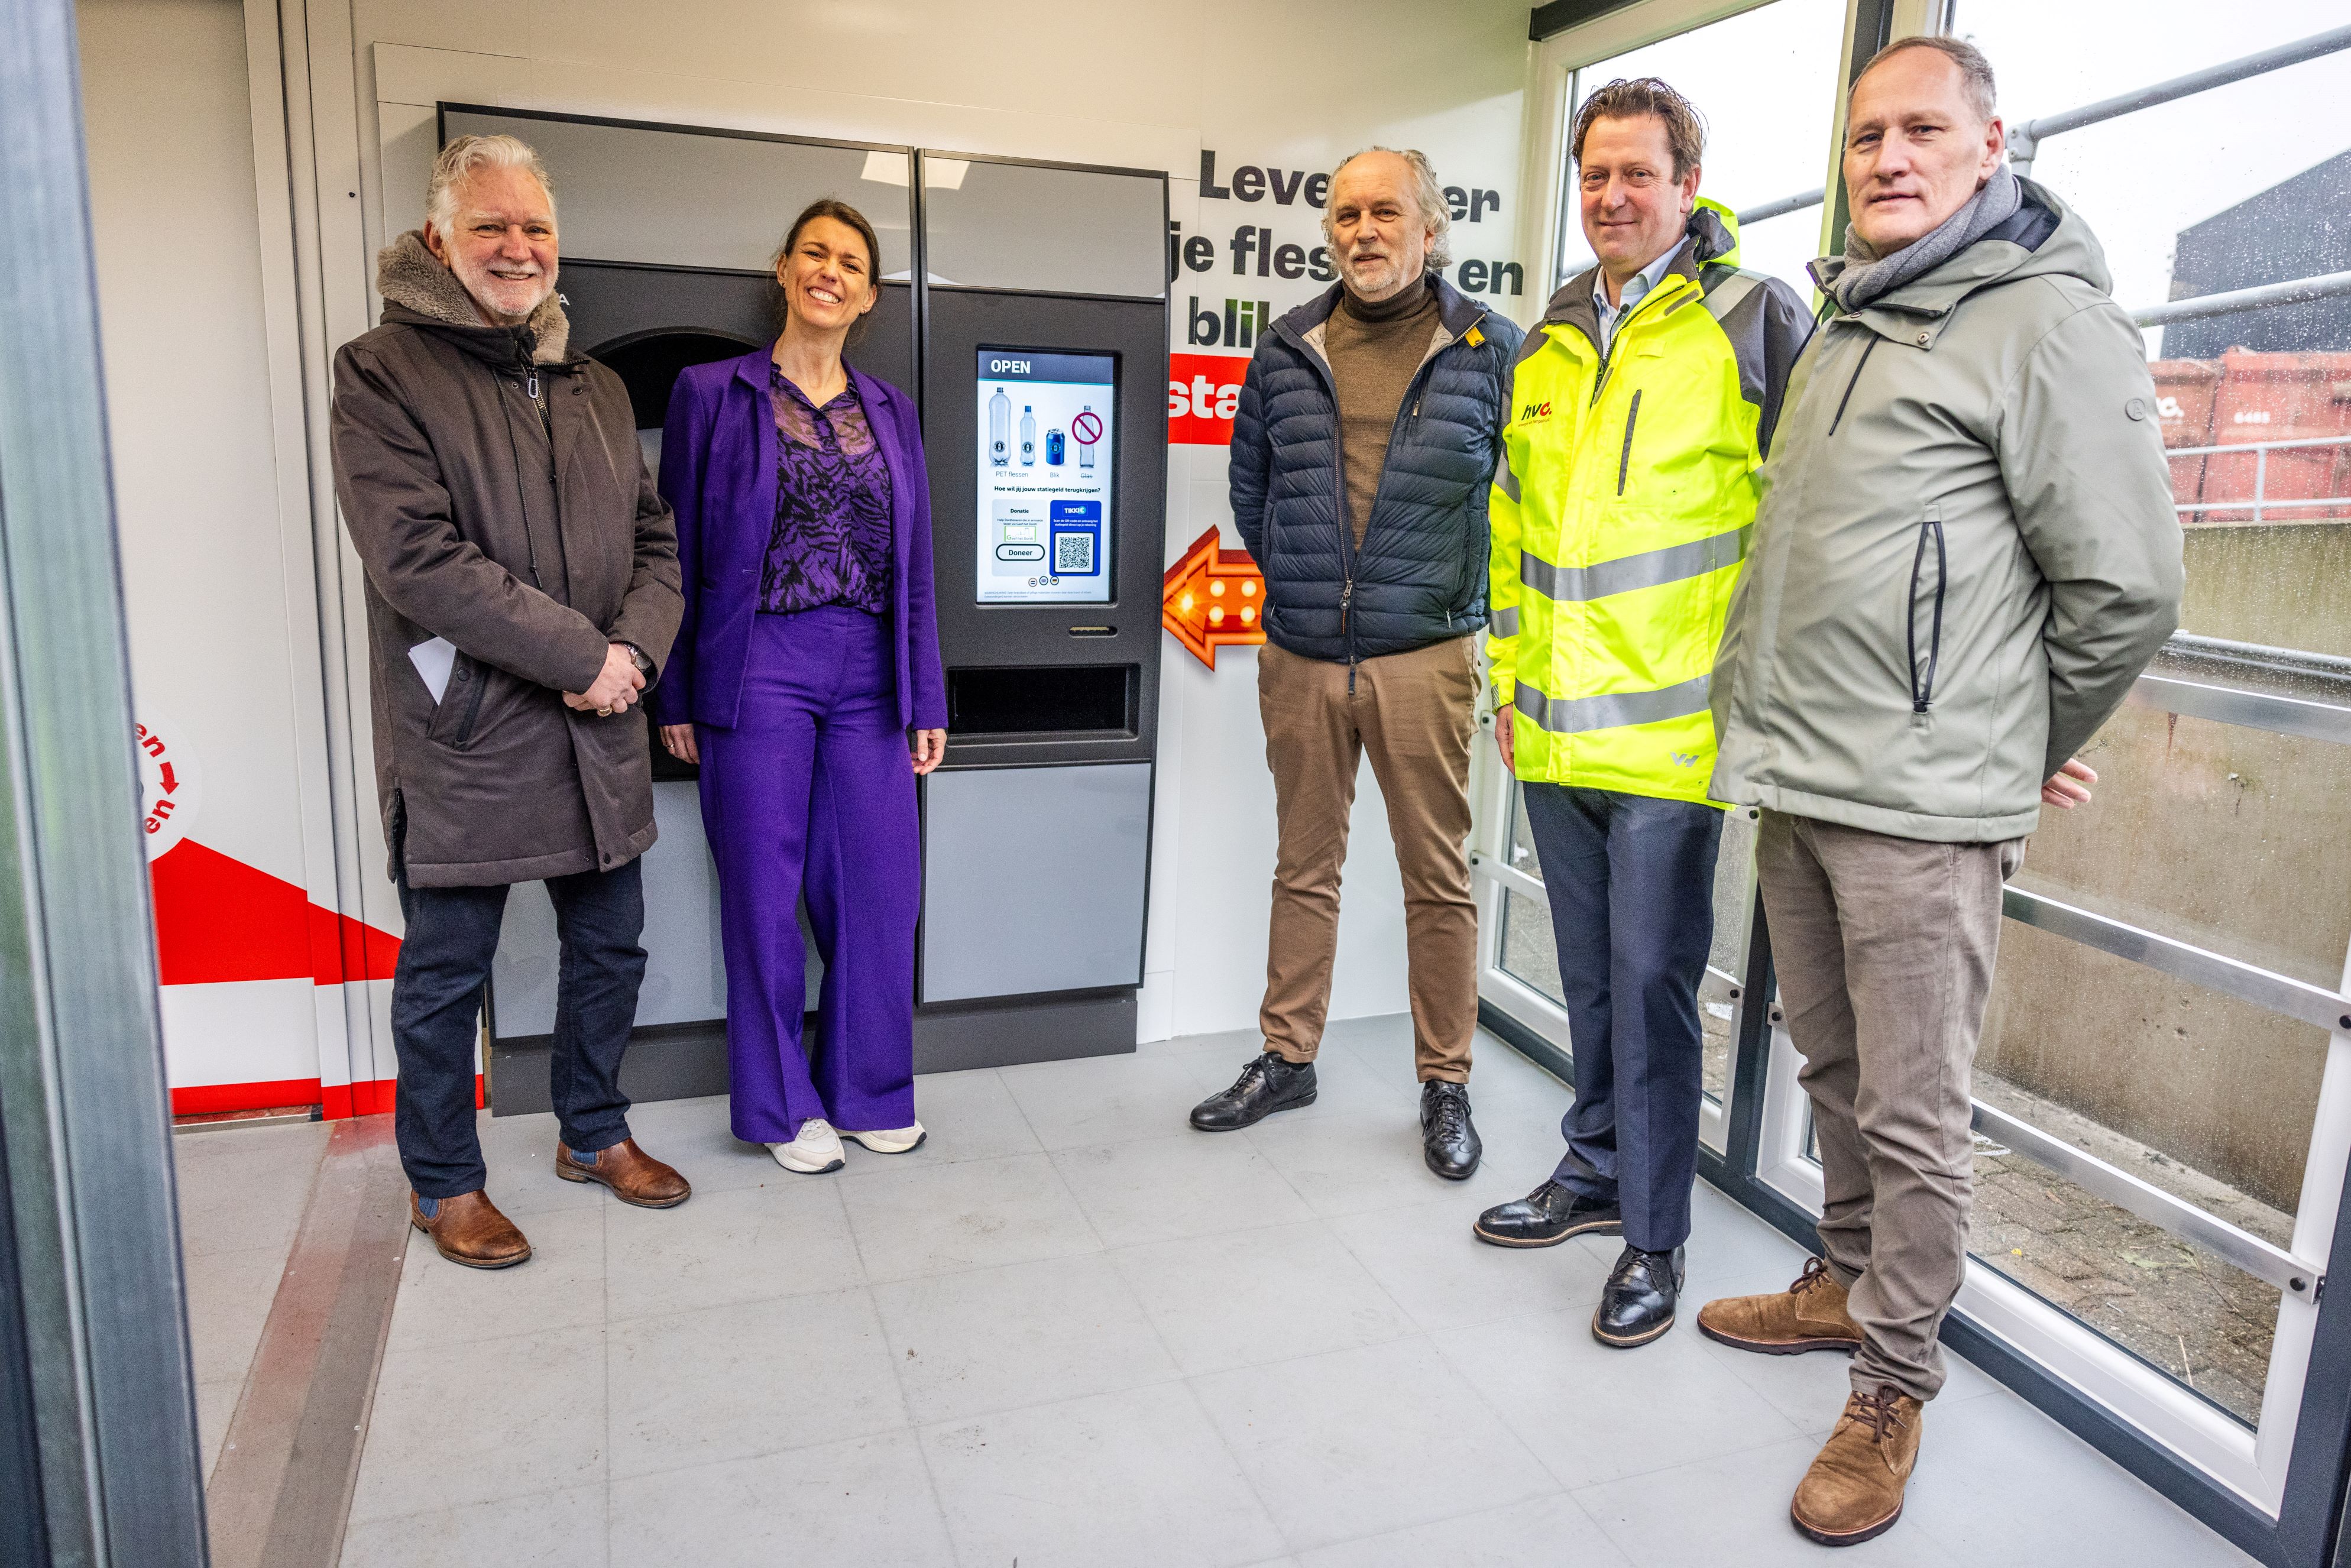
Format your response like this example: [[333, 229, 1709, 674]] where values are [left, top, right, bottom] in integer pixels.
[[408, 637, 458, 704]]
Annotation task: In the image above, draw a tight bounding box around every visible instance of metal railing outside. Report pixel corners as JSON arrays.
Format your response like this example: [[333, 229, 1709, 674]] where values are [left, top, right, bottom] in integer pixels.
[[1715, 23, 2351, 327], [2169, 432, 2351, 525]]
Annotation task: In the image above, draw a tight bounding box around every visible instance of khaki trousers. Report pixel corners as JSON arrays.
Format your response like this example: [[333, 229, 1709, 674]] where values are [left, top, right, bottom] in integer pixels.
[[1258, 637, 1478, 1082], [1755, 809, 2022, 1402]]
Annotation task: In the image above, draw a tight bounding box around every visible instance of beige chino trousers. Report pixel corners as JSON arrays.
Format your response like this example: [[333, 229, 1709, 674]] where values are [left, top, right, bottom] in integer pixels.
[[1257, 637, 1479, 1082], [1756, 809, 2023, 1401]]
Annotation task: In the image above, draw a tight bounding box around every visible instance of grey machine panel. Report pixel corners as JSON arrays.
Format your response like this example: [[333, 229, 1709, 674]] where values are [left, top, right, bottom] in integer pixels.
[[440, 108, 914, 276], [921, 154, 1165, 299], [919, 763, 1152, 1004]]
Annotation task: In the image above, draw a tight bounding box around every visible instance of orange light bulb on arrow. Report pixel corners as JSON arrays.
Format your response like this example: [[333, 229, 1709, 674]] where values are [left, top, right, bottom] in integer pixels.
[[1161, 526, 1267, 669]]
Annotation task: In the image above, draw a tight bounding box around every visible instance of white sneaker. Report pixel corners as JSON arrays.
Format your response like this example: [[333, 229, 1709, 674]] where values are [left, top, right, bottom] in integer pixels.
[[769, 1118, 846, 1173], [841, 1122, 927, 1155]]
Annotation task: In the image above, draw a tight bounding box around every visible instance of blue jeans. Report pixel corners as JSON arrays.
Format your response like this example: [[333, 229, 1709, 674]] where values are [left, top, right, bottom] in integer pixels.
[[390, 850, 644, 1197], [1518, 783, 1724, 1252]]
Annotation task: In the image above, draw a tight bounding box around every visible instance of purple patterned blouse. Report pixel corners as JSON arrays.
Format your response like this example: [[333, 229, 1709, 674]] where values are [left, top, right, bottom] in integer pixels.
[[758, 367, 894, 616]]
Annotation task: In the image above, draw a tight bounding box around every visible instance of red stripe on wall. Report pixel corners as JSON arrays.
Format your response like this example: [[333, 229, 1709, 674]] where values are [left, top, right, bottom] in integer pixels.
[[170, 1077, 322, 1116], [149, 838, 400, 986], [201, 1073, 487, 1121]]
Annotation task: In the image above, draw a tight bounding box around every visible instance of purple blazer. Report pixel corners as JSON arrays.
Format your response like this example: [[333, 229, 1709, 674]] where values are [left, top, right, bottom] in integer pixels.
[[652, 345, 947, 733]]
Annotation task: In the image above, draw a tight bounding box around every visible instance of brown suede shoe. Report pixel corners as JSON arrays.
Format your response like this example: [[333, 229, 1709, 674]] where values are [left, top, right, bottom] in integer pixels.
[[1791, 1384, 1923, 1546], [555, 1138, 691, 1209], [410, 1190, 532, 1269], [1696, 1256, 1864, 1356]]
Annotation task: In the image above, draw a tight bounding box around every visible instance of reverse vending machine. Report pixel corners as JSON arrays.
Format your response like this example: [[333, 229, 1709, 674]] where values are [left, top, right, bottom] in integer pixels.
[[913, 153, 1170, 1068], [442, 114, 1167, 1104]]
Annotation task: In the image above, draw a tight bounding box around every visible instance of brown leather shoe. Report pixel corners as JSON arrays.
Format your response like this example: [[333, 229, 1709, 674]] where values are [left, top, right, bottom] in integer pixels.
[[410, 1190, 532, 1269], [555, 1138, 691, 1209], [1696, 1256, 1864, 1355], [1791, 1384, 1923, 1546]]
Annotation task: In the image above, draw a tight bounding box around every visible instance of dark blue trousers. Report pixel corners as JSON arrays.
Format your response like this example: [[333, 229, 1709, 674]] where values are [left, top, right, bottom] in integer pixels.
[[390, 853, 644, 1198], [1518, 783, 1724, 1252]]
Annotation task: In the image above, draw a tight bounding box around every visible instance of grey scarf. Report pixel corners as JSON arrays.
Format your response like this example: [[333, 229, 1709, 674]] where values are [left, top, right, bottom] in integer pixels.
[[1820, 164, 2020, 313]]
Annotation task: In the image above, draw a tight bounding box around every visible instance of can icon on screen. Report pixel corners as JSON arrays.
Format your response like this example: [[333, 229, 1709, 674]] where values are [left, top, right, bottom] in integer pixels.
[[1045, 429, 1066, 465]]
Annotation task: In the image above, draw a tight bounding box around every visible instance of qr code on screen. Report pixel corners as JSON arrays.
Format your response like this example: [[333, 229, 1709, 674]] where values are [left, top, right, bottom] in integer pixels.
[[1056, 534, 1095, 573]]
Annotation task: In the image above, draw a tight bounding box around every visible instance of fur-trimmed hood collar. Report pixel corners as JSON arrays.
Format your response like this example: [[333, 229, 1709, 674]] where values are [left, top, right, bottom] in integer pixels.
[[375, 229, 572, 366]]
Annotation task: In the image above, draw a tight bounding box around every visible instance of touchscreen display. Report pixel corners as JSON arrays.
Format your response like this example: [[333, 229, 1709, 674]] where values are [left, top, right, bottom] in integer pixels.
[[976, 348, 1113, 604]]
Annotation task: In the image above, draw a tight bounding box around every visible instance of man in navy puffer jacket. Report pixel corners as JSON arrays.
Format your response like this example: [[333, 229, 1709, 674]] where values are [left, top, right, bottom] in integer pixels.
[[1187, 147, 1521, 1183]]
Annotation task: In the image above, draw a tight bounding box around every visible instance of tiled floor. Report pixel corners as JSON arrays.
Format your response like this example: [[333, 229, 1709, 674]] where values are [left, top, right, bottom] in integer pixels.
[[315, 1016, 2255, 1567], [171, 1115, 333, 1483]]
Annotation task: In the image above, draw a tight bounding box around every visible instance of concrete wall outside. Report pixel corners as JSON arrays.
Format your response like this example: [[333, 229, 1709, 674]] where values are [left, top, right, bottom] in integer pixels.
[[1978, 522, 2351, 1214]]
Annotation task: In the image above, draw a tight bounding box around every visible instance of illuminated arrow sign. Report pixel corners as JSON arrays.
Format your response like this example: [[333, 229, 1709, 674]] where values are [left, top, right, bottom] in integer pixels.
[[1161, 525, 1267, 669]]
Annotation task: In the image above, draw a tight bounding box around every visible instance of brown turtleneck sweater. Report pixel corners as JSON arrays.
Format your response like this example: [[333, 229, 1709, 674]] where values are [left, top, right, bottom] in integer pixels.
[[1320, 276, 1441, 546]]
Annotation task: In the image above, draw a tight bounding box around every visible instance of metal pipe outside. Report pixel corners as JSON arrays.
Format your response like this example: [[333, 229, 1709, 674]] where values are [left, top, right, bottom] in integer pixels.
[[2003, 885, 2351, 1034], [2163, 633, 2351, 682], [1970, 1098, 2321, 1298], [2010, 22, 2351, 169], [2130, 267, 2351, 328], [2178, 497, 2351, 516], [1727, 24, 2351, 243], [2128, 673, 2351, 748], [1734, 187, 1825, 226], [2168, 433, 2351, 459]]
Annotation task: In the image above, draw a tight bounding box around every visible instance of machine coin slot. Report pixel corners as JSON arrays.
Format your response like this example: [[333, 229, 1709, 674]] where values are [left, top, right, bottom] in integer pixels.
[[947, 663, 1135, 735]]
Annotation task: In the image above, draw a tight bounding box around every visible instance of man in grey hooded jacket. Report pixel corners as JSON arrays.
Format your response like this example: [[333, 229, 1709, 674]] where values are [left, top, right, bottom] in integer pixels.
[[1697, 37, 2181, 1547]]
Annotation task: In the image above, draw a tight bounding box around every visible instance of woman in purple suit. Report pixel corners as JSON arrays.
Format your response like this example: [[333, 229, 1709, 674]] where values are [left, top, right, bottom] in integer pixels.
[[655, 199, 945, 1174]]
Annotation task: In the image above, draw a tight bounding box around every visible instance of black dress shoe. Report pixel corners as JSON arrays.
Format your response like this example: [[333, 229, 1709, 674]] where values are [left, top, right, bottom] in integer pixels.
[[1420, 1081, 1482, 1180], [1593, 1243, 1686, 1347], [1190, 1052, 1317, 1131], [1473, 1181, 1623, 1248]]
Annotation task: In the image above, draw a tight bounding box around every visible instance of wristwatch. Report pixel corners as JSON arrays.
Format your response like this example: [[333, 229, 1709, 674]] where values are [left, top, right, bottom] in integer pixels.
[[621, 643, 653, 678]]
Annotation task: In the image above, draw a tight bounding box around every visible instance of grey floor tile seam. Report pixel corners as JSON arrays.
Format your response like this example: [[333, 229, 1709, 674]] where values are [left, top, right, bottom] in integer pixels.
[[600, 1191, 617, 1555], [1172, 1371, 1306, 1560], [826, 1141, 967, 1568]]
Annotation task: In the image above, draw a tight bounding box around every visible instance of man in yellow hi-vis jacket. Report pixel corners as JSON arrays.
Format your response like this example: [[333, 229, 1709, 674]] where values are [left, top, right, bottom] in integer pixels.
[[1473, 78, 1810, 1349]]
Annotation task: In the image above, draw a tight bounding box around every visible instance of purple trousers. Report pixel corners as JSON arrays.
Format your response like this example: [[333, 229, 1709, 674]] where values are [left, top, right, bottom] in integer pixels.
[[698, 607, 919, 1142]]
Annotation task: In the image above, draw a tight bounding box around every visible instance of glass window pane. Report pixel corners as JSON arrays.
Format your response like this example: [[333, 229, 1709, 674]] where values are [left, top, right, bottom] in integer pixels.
[[1500, 886, 1567, 1009], [1508, 781, 1541, 879], [1951, 4, 2351, 642], [1976, 921, 2329, 1426], [2010, 705, 2351, 991], [1556, 0, 1848, 297], [1972, 1146, 2280, 1430], [1701, 808, 1756, 1104], [1982, 919, 2324, 1225]]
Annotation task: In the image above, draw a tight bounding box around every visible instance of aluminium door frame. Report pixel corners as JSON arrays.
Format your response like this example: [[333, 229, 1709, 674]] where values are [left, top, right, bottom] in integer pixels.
[[0, 0, 212, 1560]]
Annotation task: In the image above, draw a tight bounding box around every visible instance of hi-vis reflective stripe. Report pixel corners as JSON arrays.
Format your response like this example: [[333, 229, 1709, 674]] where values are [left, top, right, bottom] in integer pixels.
[[1520, 524, 1750, 605], [1495, 442, 1521, 504], [1514, 673, 1712, 734], [1491, 605, 1520, 637], [1699, 270, 1763, 323]]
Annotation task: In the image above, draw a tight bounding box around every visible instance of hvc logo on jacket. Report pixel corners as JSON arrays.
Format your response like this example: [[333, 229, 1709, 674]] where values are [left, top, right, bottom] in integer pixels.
[[1518, 399, 1553, 423]]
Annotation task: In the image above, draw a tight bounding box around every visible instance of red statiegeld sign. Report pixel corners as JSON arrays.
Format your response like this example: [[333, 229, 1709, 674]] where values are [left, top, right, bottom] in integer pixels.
[[1168, 352, 1250, 445]]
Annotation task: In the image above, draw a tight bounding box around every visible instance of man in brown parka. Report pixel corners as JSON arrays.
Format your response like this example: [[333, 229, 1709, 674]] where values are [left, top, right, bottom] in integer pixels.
[[331, 133, 689, 1268]]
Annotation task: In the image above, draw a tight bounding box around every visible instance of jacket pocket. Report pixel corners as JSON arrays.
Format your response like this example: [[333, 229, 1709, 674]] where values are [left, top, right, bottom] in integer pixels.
[[425, 655, 490, 750], [1907, 504, 1947, 715], [1616, 390, 1643, 497]]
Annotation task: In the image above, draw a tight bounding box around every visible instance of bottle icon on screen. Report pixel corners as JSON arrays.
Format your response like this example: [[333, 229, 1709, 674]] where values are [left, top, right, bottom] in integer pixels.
[[1046, 429, 1066, 465], [1020, 406, 1035, 466], [989, 387, 1009, 466], [1077, 404, 1097, 469]]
